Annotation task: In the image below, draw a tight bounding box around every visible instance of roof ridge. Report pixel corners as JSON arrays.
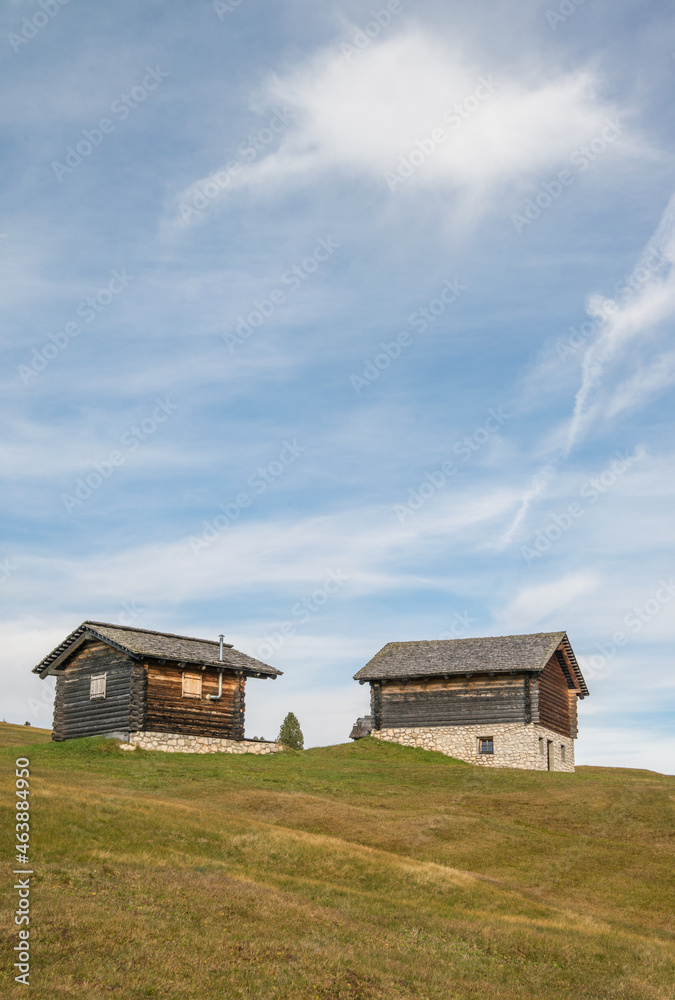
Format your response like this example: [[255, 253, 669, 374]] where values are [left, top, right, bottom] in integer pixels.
[[84, 620, 227, 646], [385, 631, 566, 645]]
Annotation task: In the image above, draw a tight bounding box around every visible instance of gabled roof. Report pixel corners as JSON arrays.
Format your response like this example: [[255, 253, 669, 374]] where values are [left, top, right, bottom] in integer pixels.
[[354, 631, 588, 695], [32, 621, 282, 679]]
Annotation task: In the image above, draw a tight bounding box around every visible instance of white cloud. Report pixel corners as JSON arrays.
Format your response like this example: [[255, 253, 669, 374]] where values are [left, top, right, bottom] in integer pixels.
[[567, 192, 675, 450], [607, 349, 675, 417], [175, 30, 624, 220], [492, 462, 557, 550], [495, 570, 601, 631]]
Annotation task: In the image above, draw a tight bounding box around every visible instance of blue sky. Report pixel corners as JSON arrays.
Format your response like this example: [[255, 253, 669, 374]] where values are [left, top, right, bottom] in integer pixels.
[[2, 0, 674, 770]]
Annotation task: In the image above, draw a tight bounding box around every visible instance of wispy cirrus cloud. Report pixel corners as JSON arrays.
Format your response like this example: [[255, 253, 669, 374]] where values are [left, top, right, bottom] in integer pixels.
[[567, 192, 675, 451]]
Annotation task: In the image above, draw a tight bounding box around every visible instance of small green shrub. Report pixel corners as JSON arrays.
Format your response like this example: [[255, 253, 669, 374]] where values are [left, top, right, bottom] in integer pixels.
[[277, 711, 304, 750]]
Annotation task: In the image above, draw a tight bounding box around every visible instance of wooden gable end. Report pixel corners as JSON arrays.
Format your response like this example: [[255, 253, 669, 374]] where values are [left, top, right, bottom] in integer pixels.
[[536, 647, 579, 738], [52, 639, 140, 741], [144, 661, 245, 739]]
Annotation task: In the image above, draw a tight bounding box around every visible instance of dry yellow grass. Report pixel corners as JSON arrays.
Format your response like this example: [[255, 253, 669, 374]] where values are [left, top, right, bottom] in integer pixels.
[[0, 727, 673, 999]]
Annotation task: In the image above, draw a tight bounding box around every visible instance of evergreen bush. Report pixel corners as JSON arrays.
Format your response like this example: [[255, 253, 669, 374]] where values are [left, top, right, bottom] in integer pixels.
[[277, 712, 304, 750]]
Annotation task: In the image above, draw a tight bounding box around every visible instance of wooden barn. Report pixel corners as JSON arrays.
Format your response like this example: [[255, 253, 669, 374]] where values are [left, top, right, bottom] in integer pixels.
[[33, 621, 282, 754], [352, 631, 589, 771]]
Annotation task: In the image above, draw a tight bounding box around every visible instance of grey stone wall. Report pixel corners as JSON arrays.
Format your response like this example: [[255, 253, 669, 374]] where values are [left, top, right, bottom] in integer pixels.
[[123, 731, 284, 755], [371, 722, 575, 771]]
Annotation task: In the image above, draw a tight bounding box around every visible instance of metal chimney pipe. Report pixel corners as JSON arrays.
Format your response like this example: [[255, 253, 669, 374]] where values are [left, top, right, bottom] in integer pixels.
[[219, 634, 224, 662]]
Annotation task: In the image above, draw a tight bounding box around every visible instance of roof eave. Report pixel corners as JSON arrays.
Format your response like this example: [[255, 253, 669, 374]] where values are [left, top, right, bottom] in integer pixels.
[[141, 655, 282, 678], [560, 634, 589, 697], [354, 667, 542, 682]]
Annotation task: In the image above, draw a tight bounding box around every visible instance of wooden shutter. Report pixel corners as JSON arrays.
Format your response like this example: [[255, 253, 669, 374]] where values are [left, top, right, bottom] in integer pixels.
[[90, 673, 107, 699], [182, 672, 202, 699]]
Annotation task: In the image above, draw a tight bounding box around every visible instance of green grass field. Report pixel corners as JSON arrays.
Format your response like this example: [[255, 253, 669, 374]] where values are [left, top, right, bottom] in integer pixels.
[[1, 723, 673, 999]]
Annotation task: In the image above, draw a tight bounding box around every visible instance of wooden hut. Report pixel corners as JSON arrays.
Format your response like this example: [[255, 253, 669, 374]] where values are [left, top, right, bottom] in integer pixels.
[[33, 621, 282, 753], [352, 631, 588, 771]]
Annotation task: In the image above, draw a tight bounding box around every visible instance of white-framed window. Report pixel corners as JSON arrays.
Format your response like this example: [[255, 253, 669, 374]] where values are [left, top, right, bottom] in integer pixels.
[[90, 673, 107, 699], [478, 736, 494, 754], [182, 672, 202, 699]]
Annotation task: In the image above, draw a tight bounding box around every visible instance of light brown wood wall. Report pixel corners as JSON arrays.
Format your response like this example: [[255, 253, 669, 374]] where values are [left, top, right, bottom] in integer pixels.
[[144, 662, 244, 738]]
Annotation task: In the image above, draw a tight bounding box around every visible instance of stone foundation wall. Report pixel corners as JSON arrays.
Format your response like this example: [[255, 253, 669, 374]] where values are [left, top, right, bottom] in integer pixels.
[[125, 731, 284, 755], [371, 722, 575, 771]]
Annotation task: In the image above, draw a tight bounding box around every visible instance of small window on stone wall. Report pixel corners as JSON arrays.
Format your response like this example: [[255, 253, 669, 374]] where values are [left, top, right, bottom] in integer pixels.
[[182, 672, 202, 698], [539, 737, 545, 755], [561, 744, 566, 763], [478, 737, 493, 754]]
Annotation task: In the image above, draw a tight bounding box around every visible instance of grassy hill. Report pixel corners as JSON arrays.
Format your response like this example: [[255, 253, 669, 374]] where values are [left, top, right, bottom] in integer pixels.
[[1, 725, 673, 1000]]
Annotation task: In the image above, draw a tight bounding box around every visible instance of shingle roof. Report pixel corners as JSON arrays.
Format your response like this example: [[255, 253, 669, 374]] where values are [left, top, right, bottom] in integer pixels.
[[32, 621, 282, 679], [354, 631, 588, 694]]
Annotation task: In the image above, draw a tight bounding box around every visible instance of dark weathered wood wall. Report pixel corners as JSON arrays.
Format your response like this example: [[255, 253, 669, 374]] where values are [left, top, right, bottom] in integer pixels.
[[144, 662, 244, 738], [537, 655, 574, 737], [52, 640, 134, 741], [374, 674, 531, 729]]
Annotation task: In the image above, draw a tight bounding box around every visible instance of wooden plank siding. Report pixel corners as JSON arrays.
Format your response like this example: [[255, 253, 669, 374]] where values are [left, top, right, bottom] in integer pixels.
[[52, 640, 134, 740], [376, 674, 531, 729], [536, 654, 573, 737], [144, 661, 244, 738]]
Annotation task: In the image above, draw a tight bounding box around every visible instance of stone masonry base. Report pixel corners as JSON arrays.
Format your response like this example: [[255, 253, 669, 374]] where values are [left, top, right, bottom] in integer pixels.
[[372, 722, 575, 771], [124, 731, 284, 755]]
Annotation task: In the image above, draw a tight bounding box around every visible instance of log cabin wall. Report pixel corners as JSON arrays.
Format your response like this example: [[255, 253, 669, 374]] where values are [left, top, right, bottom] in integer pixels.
[[377, 673, 531, 729], [144, 661, 241, 737], [52, 640, 134, 740], [536, 654, 573, 737]]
